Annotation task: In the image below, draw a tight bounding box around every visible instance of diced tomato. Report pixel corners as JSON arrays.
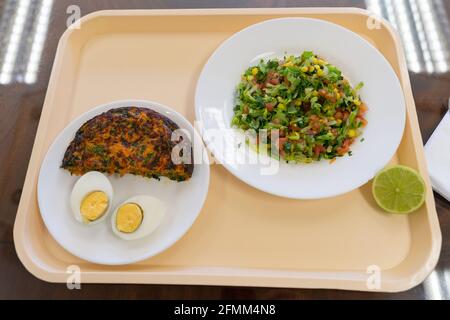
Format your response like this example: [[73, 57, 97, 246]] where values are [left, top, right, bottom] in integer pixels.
[[326, 93, 336, 103], [265, 103, 275, 112], [337, 138, 354, 155], [318, 89, 328, 97], [278, 137, 288, 148], [276, 137, 288, 157], [318, 89, 336, 102], [311, 123, 321, 133], [267, 71, 281, 85], [313, 145, 326, 156], [357, 116, 368, 127], [334, 111, 343, 120], [254, 79, 266, 90], [310, 115, 321, 132], [344, 138, 353, 147], [358, 102, 368, 116], [343, 111, 350, 121]]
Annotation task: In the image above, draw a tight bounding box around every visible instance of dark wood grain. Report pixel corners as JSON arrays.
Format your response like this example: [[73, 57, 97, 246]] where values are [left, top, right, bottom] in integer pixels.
[[0, 0, 449, 300]]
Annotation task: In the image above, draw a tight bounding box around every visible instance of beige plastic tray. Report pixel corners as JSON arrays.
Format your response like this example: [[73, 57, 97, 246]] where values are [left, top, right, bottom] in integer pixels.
[[14, 8, 441, 292]]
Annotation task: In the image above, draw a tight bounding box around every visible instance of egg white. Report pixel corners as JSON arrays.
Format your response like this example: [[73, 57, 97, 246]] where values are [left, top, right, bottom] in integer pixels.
[[70, 171, 114, 225], [111, 195, 166, 240]]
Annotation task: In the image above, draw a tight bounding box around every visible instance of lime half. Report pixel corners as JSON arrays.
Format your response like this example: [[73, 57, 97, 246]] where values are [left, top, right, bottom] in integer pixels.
[[372, 165, 426, 214]]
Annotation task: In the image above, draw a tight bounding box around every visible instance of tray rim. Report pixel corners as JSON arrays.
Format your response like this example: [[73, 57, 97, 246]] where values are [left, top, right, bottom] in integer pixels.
[[13, 7, 442, 293]]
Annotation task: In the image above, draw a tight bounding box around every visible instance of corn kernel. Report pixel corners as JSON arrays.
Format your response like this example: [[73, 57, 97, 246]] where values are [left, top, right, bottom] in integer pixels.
[[246, 75, 253, 81], [251, 67, 258, 76], [314, 65, 321, 70], [348, 129, 357, 138], [283, 61, 294, 67], [309, 66, 315, 72], [336, 93, 341, 100], [278, 103, 286, 111], [317, 69, 324, 77], [354, 99, 361, 106], [313, 57, 319, 64], [318, 59, 326, 65], [301, 66, 309, 73]]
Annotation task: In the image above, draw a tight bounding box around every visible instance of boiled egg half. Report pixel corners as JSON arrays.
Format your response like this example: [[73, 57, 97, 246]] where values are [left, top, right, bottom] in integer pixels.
[[70, 171, 113, 224], [111, 195, 166, 240]]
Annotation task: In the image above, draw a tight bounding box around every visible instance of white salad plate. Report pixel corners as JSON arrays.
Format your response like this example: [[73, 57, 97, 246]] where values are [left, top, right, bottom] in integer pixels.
[[38, 100, 210, 265], [195, 17, 406, 199]]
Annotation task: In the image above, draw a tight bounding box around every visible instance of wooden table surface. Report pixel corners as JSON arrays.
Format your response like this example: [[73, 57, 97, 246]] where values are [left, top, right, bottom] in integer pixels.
[[0, 0, 449, 299]]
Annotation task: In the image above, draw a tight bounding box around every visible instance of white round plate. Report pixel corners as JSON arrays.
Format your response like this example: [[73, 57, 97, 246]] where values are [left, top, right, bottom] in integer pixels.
[[195, 17, 406, 199], [38, 100, 210, 265]]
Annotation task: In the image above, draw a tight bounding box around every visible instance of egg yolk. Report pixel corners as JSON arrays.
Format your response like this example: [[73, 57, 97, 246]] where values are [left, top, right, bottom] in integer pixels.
[[116, 203, 143, 233], [80, 191, 109, 222]]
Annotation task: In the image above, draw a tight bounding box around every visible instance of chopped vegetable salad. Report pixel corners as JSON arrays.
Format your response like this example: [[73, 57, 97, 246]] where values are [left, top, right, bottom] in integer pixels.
[[232, 51, 368, 163]]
